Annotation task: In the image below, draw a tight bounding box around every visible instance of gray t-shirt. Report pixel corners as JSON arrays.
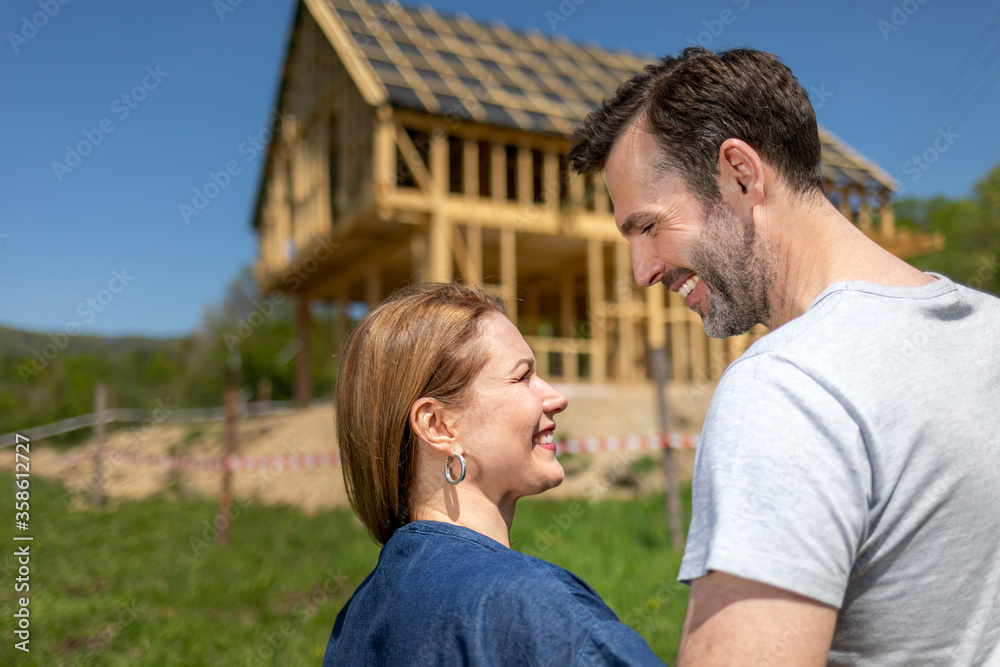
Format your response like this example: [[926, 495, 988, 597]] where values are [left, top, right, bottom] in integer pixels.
[[679, 275, 1000, 666]]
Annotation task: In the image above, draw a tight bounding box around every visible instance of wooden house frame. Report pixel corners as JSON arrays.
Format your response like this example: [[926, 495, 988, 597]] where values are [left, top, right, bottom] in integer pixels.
[[252, 0, 943, 404]]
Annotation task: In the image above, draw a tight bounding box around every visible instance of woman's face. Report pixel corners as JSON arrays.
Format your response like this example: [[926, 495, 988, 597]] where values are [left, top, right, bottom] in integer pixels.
[[456, 312, 568, 505]]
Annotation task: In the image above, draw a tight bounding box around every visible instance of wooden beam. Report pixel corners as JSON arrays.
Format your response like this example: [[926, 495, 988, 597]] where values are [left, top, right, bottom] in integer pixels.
[[467, 223, 483, 285], [427, 214, 452, 282], [615, 241, 635, 383], [396, 122, 434, 193], [587, 238, 607, 382], [646, 282, 666, 348], [501, 228, 517, 322], [708, 336, 725, 381], [667, 290, 690, 383], [491, 142, 505, 204], [543, 150, 560, 216], [373, 106, 395, 201], [518, 144, 532, 208], [525, 288, 540, 336], [427, 130, 452, 283], [411, 229, 427, 283], [462, 137, 477, 198], [560, 273, 578, 382], [689, 307, 707, 383]]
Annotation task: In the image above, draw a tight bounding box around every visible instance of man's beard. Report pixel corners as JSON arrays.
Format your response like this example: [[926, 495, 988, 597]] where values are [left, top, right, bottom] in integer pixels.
[[687, 201, 777, 338]]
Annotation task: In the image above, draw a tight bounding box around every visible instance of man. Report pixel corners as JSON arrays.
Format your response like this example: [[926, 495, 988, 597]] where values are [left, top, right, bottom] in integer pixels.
[[570, 48, 1000, 665]]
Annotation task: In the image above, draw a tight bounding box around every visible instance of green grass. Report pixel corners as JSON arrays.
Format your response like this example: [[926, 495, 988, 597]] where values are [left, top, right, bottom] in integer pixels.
[[0, 471, 690, 666]]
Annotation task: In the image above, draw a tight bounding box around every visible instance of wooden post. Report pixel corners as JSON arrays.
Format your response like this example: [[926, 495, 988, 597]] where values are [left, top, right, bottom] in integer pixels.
[[467, 223, 483, 284], [647, 283, 683, 550], [615, 242, 635, 383], [501, 228, 517, 323], [462, 137, 478, 198], [428, 213, 453, 282], [295, 296, 313, 407], [587, 239, 607, 382], [668, 291, 690, 383], [90, 383, 106, 509], [411, 230, 427, 282], [257, 378, 273, 413], [689, 307, 707, 383], [491, 142, 505, 204], [560, 274, 577, 382], [428, 130, 452, 283], [217, 387, 238, 548]]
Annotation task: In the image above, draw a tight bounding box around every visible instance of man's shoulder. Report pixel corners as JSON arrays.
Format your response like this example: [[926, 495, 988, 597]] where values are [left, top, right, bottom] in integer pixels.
[[730, 274, 999, 381]]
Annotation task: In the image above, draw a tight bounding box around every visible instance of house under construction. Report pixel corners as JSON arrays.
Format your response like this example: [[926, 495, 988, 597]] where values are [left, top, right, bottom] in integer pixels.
[[251, 0, 943, 403]]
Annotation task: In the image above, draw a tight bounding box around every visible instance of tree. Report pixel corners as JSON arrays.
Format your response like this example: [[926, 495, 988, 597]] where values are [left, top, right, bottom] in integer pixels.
[[896, 164, 1000, 296]]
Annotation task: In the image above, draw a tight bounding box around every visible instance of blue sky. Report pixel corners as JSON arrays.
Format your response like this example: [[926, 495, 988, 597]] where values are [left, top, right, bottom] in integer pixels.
[[2, 0, 998, 338]]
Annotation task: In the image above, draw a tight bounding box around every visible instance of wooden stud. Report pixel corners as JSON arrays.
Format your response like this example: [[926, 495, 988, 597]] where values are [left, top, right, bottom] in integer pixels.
[[411, 229, 427, 282], [462, 137, 478, 198], [525, 288, 540, 336], [689, 306, 707, 383], [427, 129, 453, 282], [708, 336, 725, 381], [560, 273, 578, 382], [501, 228, 517, 323], [491, 142, 505, 204], [668, 291, 690, 383], [587, 238, 607, 382], [373, 106, 395, 199], [467, 223, 483, 285], [615, 241, 635, 383], [518, 145, 532, 207], [543, 150, 559, 216]]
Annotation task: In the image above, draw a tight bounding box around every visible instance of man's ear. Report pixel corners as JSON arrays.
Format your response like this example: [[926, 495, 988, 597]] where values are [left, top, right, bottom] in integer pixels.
[[718, 138, 765, 207], [410, 397, 458, 456]]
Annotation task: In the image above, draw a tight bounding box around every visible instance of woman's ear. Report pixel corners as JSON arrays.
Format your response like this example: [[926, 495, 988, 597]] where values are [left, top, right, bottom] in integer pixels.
[[410, 397, 458, 456]]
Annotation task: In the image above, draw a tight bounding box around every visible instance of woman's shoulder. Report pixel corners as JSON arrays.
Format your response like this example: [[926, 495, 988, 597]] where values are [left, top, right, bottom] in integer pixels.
[[394, 522, 614, 618]]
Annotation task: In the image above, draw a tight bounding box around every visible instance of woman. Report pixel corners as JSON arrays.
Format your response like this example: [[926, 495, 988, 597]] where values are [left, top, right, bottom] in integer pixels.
[[324, 283, 665, 666]]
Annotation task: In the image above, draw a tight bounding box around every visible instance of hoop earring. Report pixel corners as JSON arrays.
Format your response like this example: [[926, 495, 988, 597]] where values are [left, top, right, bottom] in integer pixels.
[[444, 453, 466, 485]]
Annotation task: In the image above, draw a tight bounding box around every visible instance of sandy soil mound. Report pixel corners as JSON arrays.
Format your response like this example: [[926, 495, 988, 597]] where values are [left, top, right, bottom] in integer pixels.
[[39, 382, 714, 513]]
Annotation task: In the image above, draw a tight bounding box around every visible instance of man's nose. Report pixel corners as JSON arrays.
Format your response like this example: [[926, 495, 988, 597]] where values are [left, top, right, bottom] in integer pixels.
[[632, 243, 665, 287]]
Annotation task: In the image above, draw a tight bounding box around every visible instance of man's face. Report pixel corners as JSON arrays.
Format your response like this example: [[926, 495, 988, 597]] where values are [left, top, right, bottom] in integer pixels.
[[604, 126, 775, 338]]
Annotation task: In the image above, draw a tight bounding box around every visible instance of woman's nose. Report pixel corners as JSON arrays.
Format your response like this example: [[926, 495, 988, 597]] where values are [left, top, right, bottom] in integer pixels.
[[542, 380, 568, 415]]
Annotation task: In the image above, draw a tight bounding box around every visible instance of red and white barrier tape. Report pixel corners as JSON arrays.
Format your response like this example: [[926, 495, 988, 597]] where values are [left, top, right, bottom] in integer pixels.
[[557, 434, 698, 454], [56, 434, 698, 470]]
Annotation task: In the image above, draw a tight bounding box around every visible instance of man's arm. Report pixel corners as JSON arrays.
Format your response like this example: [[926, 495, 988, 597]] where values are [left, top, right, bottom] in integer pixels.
[[678, 571, 837, 666]]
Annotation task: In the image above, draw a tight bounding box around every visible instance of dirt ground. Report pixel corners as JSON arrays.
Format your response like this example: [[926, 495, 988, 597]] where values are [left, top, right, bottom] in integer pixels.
[[38, 382, 717, 513]]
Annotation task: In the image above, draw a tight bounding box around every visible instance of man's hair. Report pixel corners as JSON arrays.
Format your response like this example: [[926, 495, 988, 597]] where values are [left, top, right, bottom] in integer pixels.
[[569, 47, 824, 206], [335, 282, 506, 545]]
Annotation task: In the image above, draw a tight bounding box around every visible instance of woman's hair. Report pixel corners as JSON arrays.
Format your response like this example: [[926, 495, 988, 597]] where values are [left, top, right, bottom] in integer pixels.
[[335, 282, 507, 544]]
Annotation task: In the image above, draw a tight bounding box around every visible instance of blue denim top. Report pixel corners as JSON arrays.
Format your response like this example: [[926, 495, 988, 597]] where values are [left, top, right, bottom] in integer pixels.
[[323, 520, 666, 666]]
